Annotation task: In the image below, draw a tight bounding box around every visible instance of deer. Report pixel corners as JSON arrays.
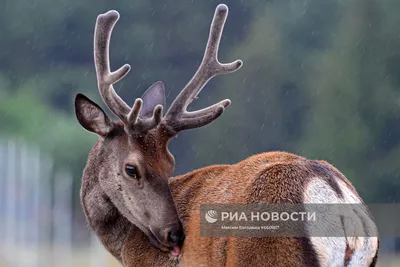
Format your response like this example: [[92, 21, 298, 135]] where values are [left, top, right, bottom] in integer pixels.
[[74, 4, 379, 267]]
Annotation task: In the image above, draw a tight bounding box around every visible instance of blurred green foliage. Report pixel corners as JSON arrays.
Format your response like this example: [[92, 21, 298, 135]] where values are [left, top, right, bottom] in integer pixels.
[[1, 0, 399, 203]]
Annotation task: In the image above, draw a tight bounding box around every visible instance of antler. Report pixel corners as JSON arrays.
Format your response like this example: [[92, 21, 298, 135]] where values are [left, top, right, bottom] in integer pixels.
[[162, 4, 242, 133], [94, 11, 163, 134]]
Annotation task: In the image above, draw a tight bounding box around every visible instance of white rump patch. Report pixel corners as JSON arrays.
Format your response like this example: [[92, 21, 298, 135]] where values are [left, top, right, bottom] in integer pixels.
[[304, 177, 378, 266]]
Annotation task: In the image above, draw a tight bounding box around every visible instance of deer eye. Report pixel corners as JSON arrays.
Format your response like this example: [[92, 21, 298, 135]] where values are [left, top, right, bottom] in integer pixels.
[[125, 165, 139, 179]]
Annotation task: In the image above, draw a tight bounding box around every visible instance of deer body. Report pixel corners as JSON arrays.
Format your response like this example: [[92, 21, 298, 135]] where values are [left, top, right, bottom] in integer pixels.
[[170, 151, 379, 267], [81, 150, 379, 266], [75, 4, 378, 267]]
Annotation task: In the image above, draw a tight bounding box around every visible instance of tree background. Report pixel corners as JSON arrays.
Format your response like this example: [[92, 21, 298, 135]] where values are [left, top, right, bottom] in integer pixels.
[[1, 0, 400, 258]]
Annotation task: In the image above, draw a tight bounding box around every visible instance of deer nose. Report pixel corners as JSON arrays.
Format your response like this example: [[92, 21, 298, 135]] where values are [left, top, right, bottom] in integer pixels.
[[167, 229, 185, 246]]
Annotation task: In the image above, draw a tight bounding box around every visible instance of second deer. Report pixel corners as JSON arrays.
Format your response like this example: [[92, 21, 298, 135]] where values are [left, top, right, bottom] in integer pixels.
[[75, 4, 379, 267]]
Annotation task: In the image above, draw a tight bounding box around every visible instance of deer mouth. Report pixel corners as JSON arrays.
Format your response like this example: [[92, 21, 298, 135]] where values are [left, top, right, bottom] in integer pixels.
[[147, 228, 181, 256], [170, 246, 181, 257]]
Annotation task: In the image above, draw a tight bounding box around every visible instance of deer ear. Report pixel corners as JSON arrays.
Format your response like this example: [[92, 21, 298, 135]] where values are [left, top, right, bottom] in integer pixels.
[[140, 81, 166, 118], [75, 93, 113, 136]]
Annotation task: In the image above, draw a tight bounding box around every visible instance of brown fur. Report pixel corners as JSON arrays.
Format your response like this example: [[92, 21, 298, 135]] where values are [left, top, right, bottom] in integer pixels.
[[171, 152, 318, 267]]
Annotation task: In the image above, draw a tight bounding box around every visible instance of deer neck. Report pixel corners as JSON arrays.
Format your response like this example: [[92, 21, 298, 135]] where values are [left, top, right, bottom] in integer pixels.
[[80, 168, 131, 262], [169, 164, 230, 224], [79, 142, 133, 262], [80, 142, 175, 265]]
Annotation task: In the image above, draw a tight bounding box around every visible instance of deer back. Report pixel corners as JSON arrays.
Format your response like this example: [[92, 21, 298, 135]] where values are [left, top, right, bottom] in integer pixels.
[[169, 151, 379, 267]]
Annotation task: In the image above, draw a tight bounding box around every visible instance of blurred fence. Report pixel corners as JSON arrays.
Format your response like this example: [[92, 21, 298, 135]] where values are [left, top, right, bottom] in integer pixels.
[[0, 140, 119, 267]]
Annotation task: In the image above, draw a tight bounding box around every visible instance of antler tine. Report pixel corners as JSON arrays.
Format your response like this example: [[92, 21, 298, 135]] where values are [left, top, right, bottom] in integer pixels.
[[126, 100, 164, 135], [137, 105, 163, 133], [94, 10, 163, 134], [163, 4, 242, 133], [94, 10, 132, 123]]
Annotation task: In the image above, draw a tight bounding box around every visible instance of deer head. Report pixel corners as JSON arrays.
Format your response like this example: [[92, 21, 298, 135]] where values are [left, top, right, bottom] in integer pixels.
[[74, 4, 242, 255]]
